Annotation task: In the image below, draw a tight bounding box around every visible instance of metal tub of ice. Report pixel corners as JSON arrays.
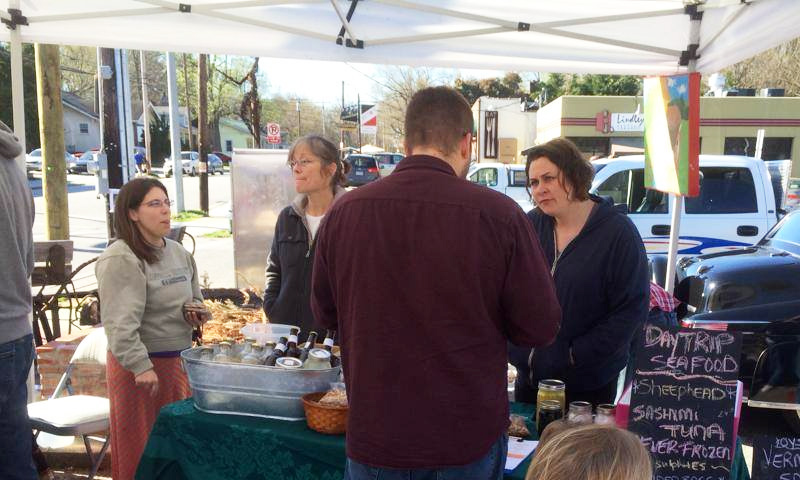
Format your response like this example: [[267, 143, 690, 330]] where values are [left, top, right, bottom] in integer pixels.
[[181, 347, 341, 420]]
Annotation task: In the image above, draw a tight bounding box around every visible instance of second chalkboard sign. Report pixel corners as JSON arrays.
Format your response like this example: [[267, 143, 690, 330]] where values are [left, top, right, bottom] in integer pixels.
[[753, 435, 800, 479], [628, 324, 743, 480]]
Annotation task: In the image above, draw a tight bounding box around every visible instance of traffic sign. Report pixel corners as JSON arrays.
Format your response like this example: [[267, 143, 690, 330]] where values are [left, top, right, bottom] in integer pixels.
[[267, 123, 281, 144]]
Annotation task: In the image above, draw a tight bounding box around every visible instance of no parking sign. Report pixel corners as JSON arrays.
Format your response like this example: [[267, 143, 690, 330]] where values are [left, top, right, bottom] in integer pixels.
[[267, 123, 281, 144]]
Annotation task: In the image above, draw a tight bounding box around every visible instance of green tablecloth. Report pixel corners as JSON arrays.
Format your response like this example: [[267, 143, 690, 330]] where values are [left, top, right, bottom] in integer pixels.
[[135, 399, 749, 480]]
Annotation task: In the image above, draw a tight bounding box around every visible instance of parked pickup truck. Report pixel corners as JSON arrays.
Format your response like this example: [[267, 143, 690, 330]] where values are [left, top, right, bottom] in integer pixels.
[[674, 210, 800, 429], [590, 155, 789, 256], [467, 162, 533, 212]]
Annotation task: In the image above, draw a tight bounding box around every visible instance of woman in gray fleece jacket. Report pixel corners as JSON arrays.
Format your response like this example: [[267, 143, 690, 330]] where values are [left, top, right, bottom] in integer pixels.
[[96, 177, 208, 480]]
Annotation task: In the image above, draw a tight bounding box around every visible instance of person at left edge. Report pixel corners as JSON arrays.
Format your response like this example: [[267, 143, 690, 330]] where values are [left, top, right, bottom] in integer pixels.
[[0, 120, 38, 480], [263, 135, 348, 342], [96, 177, 209, 480]]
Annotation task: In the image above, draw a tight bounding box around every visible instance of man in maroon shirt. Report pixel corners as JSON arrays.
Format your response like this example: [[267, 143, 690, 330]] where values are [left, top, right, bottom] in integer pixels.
[[311, 86, 561, 479]]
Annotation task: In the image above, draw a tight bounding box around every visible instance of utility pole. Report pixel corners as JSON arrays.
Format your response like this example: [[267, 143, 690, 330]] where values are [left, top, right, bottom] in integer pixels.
[[35, 43, 70, 240], [100, 48, 123, 238], [321, 104, 326, 137], [198, 53, 209, 215], [296, 99, 301, 139], [357, 94, 362, 153], [182, 53, 194, 151], [140, 51, 152, 172]]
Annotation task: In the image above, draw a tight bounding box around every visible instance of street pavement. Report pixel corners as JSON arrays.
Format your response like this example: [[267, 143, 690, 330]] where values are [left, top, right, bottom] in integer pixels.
[[30, 171, 236, 291]]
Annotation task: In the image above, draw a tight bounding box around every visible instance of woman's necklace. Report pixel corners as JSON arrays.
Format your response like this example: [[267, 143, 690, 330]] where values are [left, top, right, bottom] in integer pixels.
[[551, 229, 561, 276]]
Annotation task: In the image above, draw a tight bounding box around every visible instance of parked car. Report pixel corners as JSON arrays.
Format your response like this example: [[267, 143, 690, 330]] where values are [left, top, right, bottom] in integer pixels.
[[590, 155, 785, 256], [164, 151, 223, 177], [213, 151, 232, 166], [207, 153, 224, 174], [72, 150, 99, 174], [787, 178, 800, 210], [25, 149, 77, 176], [675, 210, 800, 428], [374, 152, 404, 177], [345, 154, 380, 187], [466, 162, 533, 211]]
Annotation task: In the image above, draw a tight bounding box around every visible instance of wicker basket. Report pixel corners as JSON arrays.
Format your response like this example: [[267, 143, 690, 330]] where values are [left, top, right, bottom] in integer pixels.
[[302, 391, 348, 434]]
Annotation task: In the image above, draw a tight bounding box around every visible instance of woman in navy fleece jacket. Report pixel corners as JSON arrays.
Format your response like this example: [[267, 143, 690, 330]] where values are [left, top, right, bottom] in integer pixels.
[[512, 138, 649, 406]]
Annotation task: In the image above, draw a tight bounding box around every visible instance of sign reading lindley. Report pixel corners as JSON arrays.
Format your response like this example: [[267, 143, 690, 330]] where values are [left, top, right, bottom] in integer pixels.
[[595, 110, 644, 133]]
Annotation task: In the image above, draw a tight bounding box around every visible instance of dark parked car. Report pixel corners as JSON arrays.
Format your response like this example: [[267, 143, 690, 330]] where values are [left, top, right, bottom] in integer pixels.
[[675, 210, 800, 429], [213, 151, 232, 166], [345, 154, 380, 187], [374, 152, 404, 177]]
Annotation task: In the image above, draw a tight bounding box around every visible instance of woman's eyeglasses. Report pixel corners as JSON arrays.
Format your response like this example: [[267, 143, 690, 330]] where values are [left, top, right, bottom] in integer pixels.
[[144, 199, 172, 208], [288, 159, 317, 169]]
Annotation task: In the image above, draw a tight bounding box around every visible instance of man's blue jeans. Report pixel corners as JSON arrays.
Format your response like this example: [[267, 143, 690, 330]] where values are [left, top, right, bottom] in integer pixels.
[[344, 433, 508, 480], [0, 334, 37, 480]]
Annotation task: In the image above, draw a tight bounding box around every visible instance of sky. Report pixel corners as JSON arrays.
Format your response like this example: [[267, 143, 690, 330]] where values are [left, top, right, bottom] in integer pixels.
[[254, 56, 536, 107]]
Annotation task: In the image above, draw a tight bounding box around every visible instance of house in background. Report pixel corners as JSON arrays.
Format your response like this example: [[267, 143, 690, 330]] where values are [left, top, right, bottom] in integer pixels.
[[135, 104, 196, 148], [62, 91, 100, 154], [218, 117, 267, 153], [219, 117, 256, 153]]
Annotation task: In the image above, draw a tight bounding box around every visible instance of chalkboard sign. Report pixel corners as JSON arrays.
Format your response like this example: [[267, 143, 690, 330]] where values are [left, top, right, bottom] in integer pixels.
[[753, 436, 800, 479], [628, 325, 743, 480]]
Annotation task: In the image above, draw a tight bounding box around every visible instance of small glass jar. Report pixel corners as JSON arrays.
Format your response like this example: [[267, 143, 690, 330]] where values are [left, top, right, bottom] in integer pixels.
[[213, 341, 234, 363], [537, 400, 564, 436], [241, 344, 264, 365], [262, 341, 276, 361], [275, 356, 303, 370], [198, 346, 214, 361], [594, 404, 616, 425], [567, 401, 593, 426], [303, 348, 332, 369], [241, 337, 256, 356], [536, 379, 566, 427]]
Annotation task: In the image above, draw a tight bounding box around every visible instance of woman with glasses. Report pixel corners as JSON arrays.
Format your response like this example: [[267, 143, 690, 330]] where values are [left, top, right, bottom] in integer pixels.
[[96, 177, 208, 480], [511, 137, 649, 407], [263, 135, 349, 341]]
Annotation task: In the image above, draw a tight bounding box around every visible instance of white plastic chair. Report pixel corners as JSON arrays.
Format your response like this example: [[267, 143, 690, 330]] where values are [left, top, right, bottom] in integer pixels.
[[28, 327, 110, 480]]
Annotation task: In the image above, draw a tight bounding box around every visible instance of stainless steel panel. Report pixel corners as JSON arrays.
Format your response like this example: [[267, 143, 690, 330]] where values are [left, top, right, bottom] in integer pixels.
[[231, 149, 294, 289], [182, 347, 341, 420]]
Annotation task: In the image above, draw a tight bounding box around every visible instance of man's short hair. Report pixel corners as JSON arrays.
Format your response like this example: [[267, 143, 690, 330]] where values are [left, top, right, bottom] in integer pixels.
[[404, 86, 474, 155]]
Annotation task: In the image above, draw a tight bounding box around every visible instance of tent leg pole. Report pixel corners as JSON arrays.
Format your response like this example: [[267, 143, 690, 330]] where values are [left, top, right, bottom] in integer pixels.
[[664, 193, 683, 294], [10, 0, 27, 173]]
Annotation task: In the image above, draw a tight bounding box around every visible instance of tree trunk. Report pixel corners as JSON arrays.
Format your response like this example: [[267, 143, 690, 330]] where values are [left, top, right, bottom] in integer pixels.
[[198, 53, 209, 214], [35, 43, 70, 240]]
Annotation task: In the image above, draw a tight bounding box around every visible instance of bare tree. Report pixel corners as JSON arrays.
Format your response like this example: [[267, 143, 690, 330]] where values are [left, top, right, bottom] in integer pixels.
[[217, 57, 262, 147], [374, 66, 436, 140], [723, 38, 800, 95]]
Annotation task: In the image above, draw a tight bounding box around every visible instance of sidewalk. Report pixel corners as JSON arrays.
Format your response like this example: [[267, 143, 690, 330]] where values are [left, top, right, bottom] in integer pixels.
[[175, 208, 236, 289]]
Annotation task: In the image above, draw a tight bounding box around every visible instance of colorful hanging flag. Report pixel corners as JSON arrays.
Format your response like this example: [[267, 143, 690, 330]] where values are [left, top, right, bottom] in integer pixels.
[[644, 73, 700, 197]]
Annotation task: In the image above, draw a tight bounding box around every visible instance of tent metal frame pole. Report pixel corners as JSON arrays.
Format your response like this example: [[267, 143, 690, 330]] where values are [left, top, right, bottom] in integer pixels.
[[195, 0, 323, 10], [373, 0, 519, 29], [28, 7, 168, 23], [664, 10, 702, 295], [371, 27, 509, 46], [192, 8, 335, 42], [533, 27, 682, 57], [166, 52, 186, 213], [9, 0, 26, 173], [329, 0, 359, 43], [534, 9, 685, 29], [134, 0, 336, 43]]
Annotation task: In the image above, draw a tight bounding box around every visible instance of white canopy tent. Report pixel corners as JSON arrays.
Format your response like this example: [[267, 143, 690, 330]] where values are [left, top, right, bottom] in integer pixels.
[[2, 0, 800, 291], [2, 0, 799, 75]]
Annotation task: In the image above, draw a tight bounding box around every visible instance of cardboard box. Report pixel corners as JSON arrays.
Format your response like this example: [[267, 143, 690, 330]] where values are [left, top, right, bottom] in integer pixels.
[[499, 138, 518, 156]]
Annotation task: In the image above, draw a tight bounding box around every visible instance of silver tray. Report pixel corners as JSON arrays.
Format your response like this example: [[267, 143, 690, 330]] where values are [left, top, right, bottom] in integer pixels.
[[181, 347, 341, 420]]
